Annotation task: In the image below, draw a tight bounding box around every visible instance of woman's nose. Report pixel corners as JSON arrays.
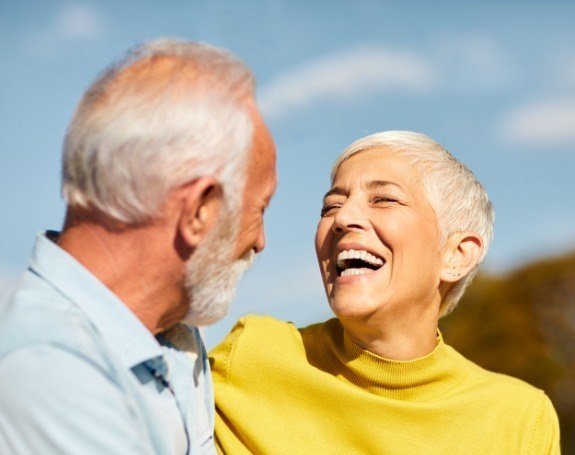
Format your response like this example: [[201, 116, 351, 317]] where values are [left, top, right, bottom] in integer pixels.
[[331, 199, 368, 234]]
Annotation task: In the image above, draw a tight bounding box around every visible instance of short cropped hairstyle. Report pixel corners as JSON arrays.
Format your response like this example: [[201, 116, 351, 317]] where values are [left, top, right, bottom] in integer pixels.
[[62, 38, 255, 223], [332, 131, 495, 316]]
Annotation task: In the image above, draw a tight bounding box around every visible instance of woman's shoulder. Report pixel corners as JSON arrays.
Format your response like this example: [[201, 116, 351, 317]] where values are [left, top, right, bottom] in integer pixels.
[[217, 314, 336, 344], [209, 315, 314, 364], [455, 348, 560, 451], [222, 314, 299, 339], [210, 315, 332, 385], [446, 343, 553, 404], [240, 313, 295, 328]]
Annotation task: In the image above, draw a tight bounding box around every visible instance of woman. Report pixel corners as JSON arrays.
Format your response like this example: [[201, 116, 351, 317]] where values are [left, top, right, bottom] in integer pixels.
[[210, 131, 560, 454]]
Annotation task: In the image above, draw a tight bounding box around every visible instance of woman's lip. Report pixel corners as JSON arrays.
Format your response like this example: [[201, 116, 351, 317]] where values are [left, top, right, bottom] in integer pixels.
[[334, 244, 386, 274], [332, 242, 386, 278], [334, 264, 385, 285], [335, 242, 382, 258]]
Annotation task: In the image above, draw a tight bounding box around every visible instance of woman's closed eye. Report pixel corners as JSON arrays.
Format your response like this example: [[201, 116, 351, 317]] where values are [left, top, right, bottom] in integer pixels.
[[370, 195, 399, 205], [320, 203, 342, 217]]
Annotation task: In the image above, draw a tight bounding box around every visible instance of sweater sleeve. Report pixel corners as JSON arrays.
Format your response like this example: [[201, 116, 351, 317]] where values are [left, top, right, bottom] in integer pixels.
[[210, 316, 309, 455], [209, 317, 250, 455], [527, 393, 560, 455], [209, 317, 247, 387]]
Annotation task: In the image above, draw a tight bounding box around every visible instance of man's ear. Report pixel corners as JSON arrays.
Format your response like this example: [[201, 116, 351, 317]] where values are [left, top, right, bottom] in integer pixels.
[[440, 232, 483, 283], [177, 177, 223, 249]]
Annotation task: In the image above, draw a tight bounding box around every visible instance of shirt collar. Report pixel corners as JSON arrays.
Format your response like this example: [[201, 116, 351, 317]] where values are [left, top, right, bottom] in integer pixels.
[[29, 231, 164, 369]]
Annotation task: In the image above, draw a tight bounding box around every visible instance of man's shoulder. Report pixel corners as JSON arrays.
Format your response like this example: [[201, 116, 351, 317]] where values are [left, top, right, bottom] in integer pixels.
[[0, 270, 102, 363]]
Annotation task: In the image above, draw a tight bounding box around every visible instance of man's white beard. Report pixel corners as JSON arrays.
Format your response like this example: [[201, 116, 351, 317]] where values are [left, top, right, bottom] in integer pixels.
[[182, 208, 255, 327]]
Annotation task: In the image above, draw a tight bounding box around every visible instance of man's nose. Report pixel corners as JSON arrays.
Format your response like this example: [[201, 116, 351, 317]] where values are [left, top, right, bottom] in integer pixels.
[[331, 199, 368, 234], [254, 223, 266, 253]]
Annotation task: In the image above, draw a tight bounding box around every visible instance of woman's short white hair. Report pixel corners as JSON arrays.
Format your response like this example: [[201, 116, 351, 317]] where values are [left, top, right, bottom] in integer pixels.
[[62, 38, 255, 223], [332, 131, 495, 316]]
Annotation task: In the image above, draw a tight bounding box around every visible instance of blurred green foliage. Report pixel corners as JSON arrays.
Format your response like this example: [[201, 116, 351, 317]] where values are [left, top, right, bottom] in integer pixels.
[[440, 252, 575, 452]]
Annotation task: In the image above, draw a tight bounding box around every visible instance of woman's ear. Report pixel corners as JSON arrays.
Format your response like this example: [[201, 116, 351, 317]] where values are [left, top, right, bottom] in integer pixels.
[[440, 232, 483, 283], [177, 177, 223, 249]]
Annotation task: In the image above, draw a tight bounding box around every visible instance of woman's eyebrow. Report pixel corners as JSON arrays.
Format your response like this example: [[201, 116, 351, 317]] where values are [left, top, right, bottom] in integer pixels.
[[323, 186, 347, 200], [323, 180, 403, 200], [365, 180, 402, 190]]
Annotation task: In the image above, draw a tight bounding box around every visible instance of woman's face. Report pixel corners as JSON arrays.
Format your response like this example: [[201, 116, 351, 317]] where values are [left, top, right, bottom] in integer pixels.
[[315, 148, 446, 323]]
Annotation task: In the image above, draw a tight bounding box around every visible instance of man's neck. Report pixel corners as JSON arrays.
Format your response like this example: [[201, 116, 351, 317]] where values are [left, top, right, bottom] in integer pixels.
[[58, 211, 186, 335]]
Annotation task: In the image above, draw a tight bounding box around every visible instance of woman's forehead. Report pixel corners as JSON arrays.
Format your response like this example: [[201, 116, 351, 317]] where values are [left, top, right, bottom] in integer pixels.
[[333, 148, 417, 183]]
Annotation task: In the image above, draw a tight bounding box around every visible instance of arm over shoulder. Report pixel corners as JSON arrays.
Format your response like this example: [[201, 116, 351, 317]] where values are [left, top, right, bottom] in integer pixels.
[[209, 318, 245, 386], [210, 315, 281, 385]]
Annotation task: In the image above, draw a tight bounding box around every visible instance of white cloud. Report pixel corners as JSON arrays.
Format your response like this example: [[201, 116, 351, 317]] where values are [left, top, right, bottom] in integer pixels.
[[560, 55, 575, 89], [500, 100, 575, 147], [430, 31, 514, 92], [25, 3, 104, 59], [259, 46, 439, 120], [56, 4, 103, 40]]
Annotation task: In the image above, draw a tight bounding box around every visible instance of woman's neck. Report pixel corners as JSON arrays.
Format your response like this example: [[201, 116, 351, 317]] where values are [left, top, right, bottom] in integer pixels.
[[338, 311, 440, 360]]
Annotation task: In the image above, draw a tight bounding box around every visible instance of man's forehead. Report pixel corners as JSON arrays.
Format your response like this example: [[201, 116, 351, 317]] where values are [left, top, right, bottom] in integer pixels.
[[247, 99, 276, 171], [244, 99, 276, 200]]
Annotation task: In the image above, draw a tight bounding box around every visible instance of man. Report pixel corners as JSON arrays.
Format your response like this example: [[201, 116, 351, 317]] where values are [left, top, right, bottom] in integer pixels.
[[0, 38, 276, 454]]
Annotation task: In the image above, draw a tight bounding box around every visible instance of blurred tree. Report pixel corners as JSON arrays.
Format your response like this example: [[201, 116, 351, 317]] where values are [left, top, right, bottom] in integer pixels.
[[440, 252, 575, 453]]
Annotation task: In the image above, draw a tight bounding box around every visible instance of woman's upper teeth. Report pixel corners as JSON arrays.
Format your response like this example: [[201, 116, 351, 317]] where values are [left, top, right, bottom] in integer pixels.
[[336, 249, 384, 269]]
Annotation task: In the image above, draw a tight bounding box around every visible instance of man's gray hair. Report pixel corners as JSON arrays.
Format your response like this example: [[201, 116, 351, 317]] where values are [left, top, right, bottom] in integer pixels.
[[62, 38, 255, 223], [332, 130, 495, 316]]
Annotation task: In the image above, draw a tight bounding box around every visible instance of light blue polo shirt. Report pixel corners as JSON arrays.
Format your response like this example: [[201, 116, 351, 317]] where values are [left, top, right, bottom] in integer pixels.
[[0, 232, 216, 454]]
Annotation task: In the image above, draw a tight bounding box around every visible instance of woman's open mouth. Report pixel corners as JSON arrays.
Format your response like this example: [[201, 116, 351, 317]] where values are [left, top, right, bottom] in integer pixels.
[[336, 249, 385, 277]]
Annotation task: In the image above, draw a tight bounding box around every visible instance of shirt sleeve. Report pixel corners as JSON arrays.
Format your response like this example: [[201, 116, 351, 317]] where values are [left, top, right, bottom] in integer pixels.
[[0, 343, 154, 455]]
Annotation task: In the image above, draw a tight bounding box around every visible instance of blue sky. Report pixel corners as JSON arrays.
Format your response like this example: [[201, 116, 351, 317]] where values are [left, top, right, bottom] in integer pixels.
[[1, 0, 574, 347]]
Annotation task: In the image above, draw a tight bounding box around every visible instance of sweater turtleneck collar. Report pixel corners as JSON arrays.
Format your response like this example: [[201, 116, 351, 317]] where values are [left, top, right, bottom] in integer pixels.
[[315, 318, 469, 402]]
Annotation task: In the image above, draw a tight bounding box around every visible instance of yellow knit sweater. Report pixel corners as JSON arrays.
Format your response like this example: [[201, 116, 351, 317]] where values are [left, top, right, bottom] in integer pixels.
[[210, 315, 560, 454]]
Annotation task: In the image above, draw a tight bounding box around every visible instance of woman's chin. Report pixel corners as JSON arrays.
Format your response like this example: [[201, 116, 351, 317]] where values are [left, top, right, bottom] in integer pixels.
[[328, 295, 384, 321]]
